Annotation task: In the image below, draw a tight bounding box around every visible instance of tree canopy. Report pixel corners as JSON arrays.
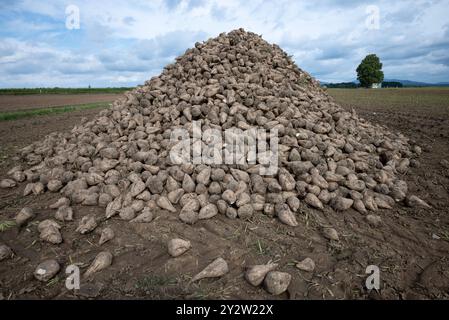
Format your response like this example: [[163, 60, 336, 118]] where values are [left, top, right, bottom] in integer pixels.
[[356, 54, 384, 88]]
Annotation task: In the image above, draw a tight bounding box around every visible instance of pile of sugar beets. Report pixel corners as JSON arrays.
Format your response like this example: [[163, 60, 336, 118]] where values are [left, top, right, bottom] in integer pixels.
[[0, 29, 431, 294]]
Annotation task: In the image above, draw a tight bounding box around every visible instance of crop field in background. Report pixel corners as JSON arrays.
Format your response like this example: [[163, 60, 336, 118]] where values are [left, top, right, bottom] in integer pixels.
[[0, 93, 122, 112], [328, 87, 449, 117], [0, 102, 111, 122]]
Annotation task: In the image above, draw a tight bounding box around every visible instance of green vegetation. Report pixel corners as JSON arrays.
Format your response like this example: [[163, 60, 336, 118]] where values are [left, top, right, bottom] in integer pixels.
[[325, 82, 359, 89], [0, 220, 16, 232], [253, 239, 273, 256], [326, 81, 404, 89], [0, 102, 111, 122], [323, 81, 448, 89], [135, 275, 177, 289], [0, 87, 133, 95], [46, 276, 60, 287], [356, 54, 384, 88]]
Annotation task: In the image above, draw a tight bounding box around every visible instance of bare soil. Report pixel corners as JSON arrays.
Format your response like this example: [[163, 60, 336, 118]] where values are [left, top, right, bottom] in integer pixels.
[[0, 93, 448, 300], [0, 94, 122, 112]]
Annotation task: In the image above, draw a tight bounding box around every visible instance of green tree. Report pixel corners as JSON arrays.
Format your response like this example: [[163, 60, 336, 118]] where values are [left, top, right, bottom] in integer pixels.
[[356, 54, 384, 88]]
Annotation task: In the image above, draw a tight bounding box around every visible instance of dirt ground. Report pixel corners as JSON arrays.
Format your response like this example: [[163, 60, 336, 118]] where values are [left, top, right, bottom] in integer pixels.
[[0, 94, 121, 112], [0, 90, 448, 300]]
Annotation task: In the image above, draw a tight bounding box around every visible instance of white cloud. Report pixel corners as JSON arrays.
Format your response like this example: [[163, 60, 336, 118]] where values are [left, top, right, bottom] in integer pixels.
[[1, 0, 448, 86]]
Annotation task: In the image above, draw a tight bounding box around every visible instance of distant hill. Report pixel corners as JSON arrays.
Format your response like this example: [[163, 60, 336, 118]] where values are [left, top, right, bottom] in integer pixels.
[[383, 79, 449, 87], [321, 82, 358, 89]]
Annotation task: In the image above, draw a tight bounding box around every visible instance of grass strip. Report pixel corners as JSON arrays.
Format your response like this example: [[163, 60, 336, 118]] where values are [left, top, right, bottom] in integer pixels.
[[0, 102, 111, 122]]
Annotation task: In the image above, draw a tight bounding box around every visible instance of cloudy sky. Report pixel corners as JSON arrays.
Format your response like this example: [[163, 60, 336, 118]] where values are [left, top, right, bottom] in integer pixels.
[[1, 0, 448, 87]]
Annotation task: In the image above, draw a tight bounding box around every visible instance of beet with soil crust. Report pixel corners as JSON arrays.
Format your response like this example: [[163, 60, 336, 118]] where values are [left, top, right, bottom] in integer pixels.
[[191, 257, 229, 282], [84, 251, 113, 278], [245, 262, 278, 287]]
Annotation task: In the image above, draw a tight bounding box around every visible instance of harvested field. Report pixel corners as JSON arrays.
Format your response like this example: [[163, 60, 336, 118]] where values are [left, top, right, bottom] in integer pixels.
[[328, 88, 449, 117], [0, 88, 132, 95], [0, 108, 110, 161], [0, 94, 122, 112], [0, 103, 110, 122], [0, 88, 448, 300], [0, 31, 448, 300]]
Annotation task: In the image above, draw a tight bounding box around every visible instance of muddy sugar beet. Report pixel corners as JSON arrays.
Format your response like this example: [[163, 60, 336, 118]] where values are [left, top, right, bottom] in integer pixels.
[[0, 244, 13, 261], [167, 238, 191, 257], [245, 262, 278, 286], [6, 29, 424, 235], [191, 257, 229, 282], [84, 251, 113, 278]]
